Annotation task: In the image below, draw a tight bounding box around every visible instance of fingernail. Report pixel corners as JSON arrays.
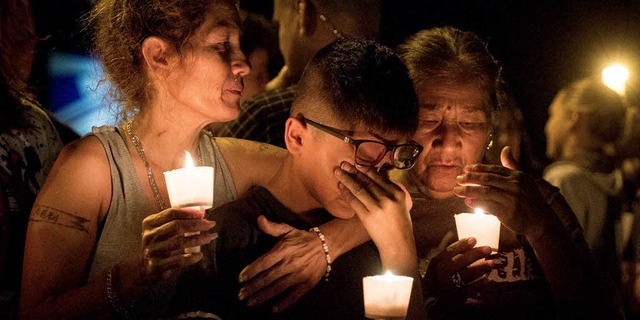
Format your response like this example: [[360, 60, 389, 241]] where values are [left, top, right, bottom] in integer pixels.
[[238, 288, 246, 300], [341, 162, 355, 172], [207, 220, 216, 228], [272, 305, 279, 313], [487, 259, 495, 268], [457, 174, 464, 181], [467, 237, 476, 245], [238, 268, 247, 282], [482, 246, 492, 255], [206, 232, 218, 241], [247, 298, 257, 307]]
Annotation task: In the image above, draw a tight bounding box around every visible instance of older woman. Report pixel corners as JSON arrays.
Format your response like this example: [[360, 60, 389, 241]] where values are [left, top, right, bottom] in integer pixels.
[[18, 0, 289, 318], [395, 27, 621, 319]]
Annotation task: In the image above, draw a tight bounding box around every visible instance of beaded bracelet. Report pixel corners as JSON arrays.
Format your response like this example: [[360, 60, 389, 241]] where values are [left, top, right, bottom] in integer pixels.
[[106, 266, 131, 319], [310, 227, 332, 282]]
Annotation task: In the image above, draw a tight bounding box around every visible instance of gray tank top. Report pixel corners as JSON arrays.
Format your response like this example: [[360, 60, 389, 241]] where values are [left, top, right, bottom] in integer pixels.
[[87, 126, 238, 280]]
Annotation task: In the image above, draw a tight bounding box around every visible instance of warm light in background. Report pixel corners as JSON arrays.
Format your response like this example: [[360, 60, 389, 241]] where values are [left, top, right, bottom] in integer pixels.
[[602, 64, 629, 95]]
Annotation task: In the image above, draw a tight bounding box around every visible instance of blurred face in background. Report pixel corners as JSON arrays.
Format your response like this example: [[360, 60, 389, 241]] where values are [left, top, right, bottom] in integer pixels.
[[241, 47, 270, 103], [544, 99, 570, 161]]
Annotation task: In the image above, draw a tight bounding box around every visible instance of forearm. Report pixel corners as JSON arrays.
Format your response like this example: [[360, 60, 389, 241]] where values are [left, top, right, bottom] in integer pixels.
[[22, 260, 140, 320], [381, 238, 424, 320], [23, 272, 113, 320], [378, 234, 419, 277]]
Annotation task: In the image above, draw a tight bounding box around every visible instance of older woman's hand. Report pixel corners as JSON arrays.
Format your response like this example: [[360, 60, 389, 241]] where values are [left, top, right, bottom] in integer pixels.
[[139, 208, 216, 282], [424, 238, 493, 303], [453, 147, 555, 239]]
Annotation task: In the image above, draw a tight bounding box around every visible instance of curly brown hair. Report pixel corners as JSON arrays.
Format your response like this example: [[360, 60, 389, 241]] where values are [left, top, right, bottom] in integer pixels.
[[85, 0, 238, 122]]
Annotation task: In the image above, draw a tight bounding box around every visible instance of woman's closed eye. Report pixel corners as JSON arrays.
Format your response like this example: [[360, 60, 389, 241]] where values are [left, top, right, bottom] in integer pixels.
[[419, 118, 440, 128], [209, 41, 231, 53], [458, 121, 487, 131]]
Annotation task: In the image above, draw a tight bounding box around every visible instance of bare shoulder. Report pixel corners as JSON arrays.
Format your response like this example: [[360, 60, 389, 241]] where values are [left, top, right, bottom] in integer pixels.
[[214, 137, 286, 195], [35, 135, 112, 224]]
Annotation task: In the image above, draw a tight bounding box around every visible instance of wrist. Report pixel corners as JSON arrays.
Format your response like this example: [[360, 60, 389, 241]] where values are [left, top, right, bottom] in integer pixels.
[[310, 227, 332, 282], [319, 217, 369, 258]]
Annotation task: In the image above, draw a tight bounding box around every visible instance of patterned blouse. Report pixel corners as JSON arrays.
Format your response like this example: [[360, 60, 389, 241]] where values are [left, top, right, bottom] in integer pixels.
[[0, 101, 63, 308]]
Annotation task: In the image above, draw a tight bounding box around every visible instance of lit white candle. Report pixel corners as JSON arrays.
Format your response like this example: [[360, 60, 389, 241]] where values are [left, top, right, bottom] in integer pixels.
[[164, 151, 214, 210], [362, 271, 413, 319], [454, 208, 501, 252], [164, 151, 214, 253]]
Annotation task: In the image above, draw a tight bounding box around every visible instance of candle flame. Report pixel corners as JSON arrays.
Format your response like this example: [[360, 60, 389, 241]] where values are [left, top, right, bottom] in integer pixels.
[[384, 270, 393, 276], [474, 208, 485, 215], [185, 151, 194, 168]]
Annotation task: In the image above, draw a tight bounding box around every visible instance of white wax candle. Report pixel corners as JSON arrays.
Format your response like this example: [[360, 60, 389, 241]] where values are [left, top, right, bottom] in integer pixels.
[[454, 208, 501, 252], [164, 151, 214, 210], [164, 151, 214, 253], [363, 271, 413, 319]]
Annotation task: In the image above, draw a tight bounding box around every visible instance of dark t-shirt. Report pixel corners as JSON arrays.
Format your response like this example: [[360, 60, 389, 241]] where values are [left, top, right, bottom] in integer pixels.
[[172, 186, 381, 319]]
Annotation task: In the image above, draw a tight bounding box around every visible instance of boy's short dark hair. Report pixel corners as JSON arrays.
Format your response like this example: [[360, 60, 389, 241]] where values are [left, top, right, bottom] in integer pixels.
[[292, 38, 418, 137]]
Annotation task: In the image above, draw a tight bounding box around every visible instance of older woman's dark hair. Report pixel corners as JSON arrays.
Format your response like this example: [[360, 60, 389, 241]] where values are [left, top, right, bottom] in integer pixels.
[[85, 0, 238, 121], [397, 26, 507, 127]]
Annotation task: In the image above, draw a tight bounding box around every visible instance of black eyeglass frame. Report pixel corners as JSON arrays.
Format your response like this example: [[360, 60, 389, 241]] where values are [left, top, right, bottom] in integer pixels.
[[300, 117, 423, 170]]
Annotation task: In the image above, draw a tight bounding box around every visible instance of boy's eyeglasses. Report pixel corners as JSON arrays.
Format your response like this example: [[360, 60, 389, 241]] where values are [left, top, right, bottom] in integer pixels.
[[301, 118, 423, 170]]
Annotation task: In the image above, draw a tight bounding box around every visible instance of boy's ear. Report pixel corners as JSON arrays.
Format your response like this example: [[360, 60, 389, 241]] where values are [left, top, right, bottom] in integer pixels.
[[141, 36, 176, 79], [284, 117, 307, 153]]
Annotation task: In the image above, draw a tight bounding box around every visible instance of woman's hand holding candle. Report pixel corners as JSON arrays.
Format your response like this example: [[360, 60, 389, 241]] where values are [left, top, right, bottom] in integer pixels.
[[452, 146, 556, 239], [139, 208, 217, 282], [424, 237, 493, 304], [164, 151, 215, 253]]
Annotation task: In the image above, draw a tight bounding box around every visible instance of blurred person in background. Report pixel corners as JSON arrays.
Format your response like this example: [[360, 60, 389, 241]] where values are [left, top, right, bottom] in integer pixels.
[[208, 10, 282, 135], [543, 78, 628, 289], [0, 0, 63, 318], [218, 0, 381, 148], [238, 10, 282, 105]]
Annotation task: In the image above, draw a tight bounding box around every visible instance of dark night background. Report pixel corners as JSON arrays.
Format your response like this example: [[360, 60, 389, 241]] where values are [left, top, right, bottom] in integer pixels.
[[27, 0, 640, 172]]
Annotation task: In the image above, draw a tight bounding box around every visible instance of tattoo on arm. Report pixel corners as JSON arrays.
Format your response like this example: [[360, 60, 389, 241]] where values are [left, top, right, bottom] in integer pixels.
[[30, 205, 90, 234]]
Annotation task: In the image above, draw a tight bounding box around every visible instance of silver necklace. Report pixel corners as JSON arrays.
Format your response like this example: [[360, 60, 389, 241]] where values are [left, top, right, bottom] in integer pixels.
[[126, 120, 169, 211]]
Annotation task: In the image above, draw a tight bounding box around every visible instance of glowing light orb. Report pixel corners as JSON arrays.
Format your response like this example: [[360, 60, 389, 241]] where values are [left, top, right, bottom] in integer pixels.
[[602, 64, 629, 95]]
